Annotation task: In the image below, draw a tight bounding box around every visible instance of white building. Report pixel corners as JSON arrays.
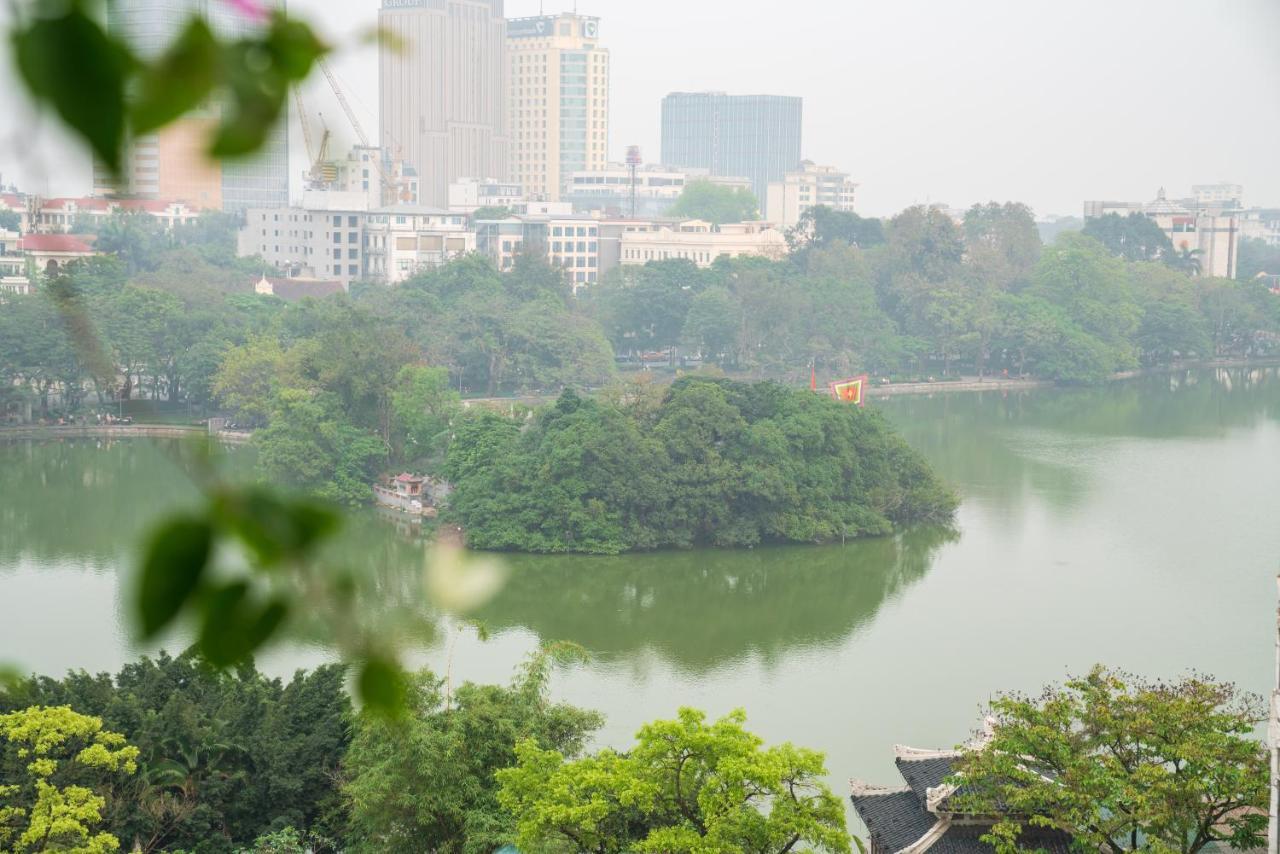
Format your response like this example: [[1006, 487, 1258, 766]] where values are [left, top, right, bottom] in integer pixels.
[[364, 206, 474, 283], [507, 13, 609, 202], [619, 219, 787, 268], [33, 197, 199, 233], [475, 214, 603, 288], [1083, 188, 1239, 278], [239, 202, 367, 289], [448, 178, 525, 214], [1240, 208, 1280, 248], [1191, 183, 1243, 209], [764, 161, 858, 228]]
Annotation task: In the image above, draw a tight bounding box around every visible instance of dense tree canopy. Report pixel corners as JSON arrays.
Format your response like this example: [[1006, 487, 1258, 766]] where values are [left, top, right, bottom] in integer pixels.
[[444, 378, 957, 553], [342, 652, 602, 854], [951, 667, 1268, 854], [667, 180, 760, 224], [1, 653, 351, 854], [0, 705, 139, 854], [497, 707, 850, 854]]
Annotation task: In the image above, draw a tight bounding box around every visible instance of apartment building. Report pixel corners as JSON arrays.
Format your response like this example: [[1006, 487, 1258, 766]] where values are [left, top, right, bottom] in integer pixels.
[[364, 206, 474, 283], [764, 161, 858, 228], [507, 13, 610, 202]]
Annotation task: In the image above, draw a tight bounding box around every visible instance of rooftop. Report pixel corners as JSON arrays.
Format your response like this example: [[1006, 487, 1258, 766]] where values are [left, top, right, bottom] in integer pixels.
[[851, 744, 1075, 854], [19, 234, 95, 253]]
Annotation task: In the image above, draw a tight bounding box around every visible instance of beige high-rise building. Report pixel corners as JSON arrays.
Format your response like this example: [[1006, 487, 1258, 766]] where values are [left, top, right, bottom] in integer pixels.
[[379, 0, 510, 208], [507, 13, 609, 202]]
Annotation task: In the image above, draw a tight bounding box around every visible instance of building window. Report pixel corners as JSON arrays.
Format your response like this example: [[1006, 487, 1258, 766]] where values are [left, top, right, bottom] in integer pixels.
[[332, 215, 342, 226], [348, 249, 358, 259], [348, 264, 358, 275], [348, 232, 358, 243], [333, 249, 341, 259]]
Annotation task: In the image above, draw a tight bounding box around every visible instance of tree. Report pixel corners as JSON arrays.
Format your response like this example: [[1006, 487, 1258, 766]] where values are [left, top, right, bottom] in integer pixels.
[[668, 180, 759, 224], [1237, 236, 1280, 282], [787, 206, 885, 257], [498, 707, 851, 854], [1082, 212, 1172, 263], [4, 653, 353, 854], [0, 706, 139, 853], [95, 212, 170, 275], [390, 364, 460, 465], [470, 206, 514, 221], [445, 379, 957, 553], [1165, 245, 1203, 276], [962, 202, 1041, 289], [213, 336, 289, 426], [342, 652, 602, 854], [951, 667, 1268, 854], [681, 286, 741, 363], [254, 388, 387, 506], [1136, 301, 1211, 364]]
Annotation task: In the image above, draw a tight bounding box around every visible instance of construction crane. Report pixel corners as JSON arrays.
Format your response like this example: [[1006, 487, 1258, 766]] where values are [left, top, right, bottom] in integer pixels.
[[293, 86, 334, 190], [317, 58, 406, 203]]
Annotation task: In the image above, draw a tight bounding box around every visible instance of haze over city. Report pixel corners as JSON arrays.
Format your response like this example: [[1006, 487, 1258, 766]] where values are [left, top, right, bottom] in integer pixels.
[[3, 0, 1278, 215], [3, 1, 1280, 851]]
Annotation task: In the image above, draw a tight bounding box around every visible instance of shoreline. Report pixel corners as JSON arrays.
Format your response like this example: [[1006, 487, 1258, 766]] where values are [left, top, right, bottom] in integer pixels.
[[867, 357, 1280, 399], [0, 424, 252, 444]]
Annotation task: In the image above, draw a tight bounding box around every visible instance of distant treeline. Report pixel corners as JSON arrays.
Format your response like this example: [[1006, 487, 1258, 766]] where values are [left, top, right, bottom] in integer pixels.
[[4, 203, 1278, 506]]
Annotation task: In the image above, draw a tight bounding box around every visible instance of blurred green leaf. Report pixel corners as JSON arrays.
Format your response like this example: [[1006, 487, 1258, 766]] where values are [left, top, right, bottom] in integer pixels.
[[214, 487, 340, 565], [263, 15, 328, 80], [138, 515, 213, 639], [358, 658, 406, 716], [12, 5, 131, 172], [130, 17, 220, 134], [197, 581, 287, 667], [211, 18, 326, 158]]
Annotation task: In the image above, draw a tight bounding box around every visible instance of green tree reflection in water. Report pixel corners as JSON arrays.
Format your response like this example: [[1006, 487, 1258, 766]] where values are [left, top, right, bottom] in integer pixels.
[[472, 525, 958, 674]]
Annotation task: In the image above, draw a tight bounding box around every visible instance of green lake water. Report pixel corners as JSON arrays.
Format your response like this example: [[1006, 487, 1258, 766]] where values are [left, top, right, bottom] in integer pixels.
[[3, 366, 1279, 829]]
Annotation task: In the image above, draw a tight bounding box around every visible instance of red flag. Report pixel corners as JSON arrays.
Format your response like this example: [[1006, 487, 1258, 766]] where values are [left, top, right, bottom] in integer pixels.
[[810, 362, 817, 391]]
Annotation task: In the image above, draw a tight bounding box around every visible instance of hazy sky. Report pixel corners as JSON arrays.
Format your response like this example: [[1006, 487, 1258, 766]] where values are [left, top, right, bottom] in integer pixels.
[[3, 0, 1278, 217]]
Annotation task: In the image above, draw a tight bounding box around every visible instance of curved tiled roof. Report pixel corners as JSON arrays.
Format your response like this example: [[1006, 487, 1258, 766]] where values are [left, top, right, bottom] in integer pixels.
[[850, 786, 939, 853], [852, 745, 1074, 853], [19, 234, 94, 253]]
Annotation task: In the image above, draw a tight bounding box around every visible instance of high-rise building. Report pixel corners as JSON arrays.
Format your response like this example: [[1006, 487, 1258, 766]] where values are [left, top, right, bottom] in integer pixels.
[[98, 0, 289, 212], [379, 0, 509, 208], [661, 92, 802, 203], [507, 13, 609, 202]]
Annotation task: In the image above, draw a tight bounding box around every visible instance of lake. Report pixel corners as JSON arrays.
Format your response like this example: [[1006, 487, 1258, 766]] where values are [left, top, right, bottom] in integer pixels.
[[3, 366, 1278, 830]]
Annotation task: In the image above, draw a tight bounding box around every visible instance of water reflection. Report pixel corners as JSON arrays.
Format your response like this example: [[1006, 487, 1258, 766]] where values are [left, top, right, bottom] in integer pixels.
[[0, 439, 214, 569], [473, 526, 958, 673], [878, 366, 1280, 521]]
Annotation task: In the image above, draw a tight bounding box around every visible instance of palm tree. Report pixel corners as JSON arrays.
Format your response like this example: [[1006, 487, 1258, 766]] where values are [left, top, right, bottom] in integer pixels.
[[1165, 245, 1203, 276]]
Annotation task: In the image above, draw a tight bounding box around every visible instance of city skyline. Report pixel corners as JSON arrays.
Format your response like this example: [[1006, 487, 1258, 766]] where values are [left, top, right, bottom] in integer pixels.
[[0, 0, 1277, 217]]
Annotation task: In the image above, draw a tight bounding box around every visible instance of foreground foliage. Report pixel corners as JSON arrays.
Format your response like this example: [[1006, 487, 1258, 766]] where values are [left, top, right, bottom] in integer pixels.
[[1, 653, 350, 854], [342, 651, 603, 853], [0, 705, 139, 853], [951, 666, 1268, 854], [446, 378, 957, 553], [497, 707, 850, 854]]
